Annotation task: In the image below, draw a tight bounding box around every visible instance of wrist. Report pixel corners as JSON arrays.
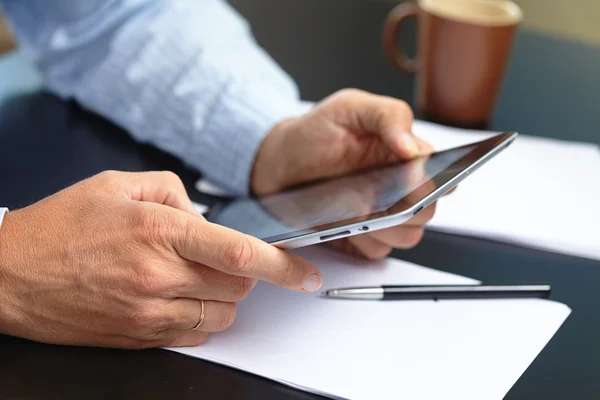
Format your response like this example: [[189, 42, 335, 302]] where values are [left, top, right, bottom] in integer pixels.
[[250, 117, 297, 195]]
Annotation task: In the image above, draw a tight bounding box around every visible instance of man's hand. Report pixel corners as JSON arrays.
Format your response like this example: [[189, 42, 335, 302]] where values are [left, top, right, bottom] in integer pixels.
[[0, 171, 321, 349], [252, 89, 436, 259]]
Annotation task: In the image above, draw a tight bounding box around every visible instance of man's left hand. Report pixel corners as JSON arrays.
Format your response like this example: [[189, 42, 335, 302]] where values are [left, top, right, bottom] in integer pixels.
[[251, 89, 437, 260]]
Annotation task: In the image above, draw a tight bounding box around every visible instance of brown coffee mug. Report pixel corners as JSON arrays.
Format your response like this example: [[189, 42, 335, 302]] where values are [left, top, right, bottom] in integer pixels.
[[383, 0, 522, 128]]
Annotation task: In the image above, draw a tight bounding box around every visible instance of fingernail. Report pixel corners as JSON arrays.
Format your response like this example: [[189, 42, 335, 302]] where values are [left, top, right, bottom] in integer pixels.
[[400, 132, 420, 157], [301, 273, 323, 292]]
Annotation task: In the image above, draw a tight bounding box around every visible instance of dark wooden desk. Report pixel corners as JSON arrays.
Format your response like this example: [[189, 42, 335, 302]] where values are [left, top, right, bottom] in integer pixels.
[[1, 1, 600, 399]]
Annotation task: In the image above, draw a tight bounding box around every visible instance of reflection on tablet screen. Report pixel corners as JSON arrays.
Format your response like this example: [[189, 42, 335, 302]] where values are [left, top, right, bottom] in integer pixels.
[[208, 144, 475, 241]]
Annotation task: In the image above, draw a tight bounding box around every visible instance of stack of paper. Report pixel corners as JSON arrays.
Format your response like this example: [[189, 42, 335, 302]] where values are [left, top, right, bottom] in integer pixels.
[[168, 246, 571, 400], [412, 120, 600, 260]]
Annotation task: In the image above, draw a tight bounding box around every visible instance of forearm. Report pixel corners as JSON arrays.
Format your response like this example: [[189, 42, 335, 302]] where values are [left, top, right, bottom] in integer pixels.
[[3, 0, 307, 194]]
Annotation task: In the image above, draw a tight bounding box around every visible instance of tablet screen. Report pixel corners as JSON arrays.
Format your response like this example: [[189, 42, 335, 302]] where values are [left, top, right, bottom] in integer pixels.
[[207, 132, 515, 243]]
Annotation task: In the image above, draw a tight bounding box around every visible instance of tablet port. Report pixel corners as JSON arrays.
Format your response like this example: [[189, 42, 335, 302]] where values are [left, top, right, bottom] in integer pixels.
[[358, 226, 369, 232], [413, 206, 424, 216], [320, 230, 351, 241]]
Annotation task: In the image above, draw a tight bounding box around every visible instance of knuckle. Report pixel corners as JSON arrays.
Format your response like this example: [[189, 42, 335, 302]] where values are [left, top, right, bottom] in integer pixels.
[[131, 264, 168, 295], [231, 277, 254, 300], [217, 304, 238, 331], [395, 99, 414, 119], [181, 218, 198, 253], [190, 332, 209, 347], [375, 106, 393, 126], [279, 259, 296, 287], [130, 204, 171, 243], [96, 170, 120, 183], [112, 337, 146, 350], [160, 170, 183, 186], [127, 303, 164, 332], [93, 170, 123, 193], [129, 203, 151, 228], [365, 246, 392, 261], [167, 332, 210, 348], [144, 208, 167, 234], [223, 236, 255, 274], [337, 88, 365, 98], [404, 228, 425, 249], [379, 99, 413, 124], [422, 204, 436, 221]]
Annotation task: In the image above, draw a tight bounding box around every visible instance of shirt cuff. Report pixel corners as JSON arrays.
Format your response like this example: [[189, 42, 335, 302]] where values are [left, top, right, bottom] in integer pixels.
[[0, 208, 8, 228], [191, 85, 314, 196]]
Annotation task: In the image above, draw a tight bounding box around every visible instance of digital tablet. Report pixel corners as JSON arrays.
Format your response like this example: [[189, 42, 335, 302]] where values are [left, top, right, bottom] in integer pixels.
[[207, 132, 518, 249]]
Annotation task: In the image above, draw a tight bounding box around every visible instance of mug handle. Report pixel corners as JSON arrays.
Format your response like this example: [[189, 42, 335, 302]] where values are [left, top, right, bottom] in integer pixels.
[[382, 3, 420, 74]]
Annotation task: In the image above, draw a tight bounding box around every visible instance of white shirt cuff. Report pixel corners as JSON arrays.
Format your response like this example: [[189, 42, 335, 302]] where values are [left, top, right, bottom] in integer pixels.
[[0, 208, 8, 228], [194, 92, 313, 196]]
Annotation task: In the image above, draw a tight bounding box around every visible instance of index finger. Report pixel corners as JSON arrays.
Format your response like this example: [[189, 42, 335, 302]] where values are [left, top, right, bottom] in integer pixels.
[[174, 217, 323, 293]]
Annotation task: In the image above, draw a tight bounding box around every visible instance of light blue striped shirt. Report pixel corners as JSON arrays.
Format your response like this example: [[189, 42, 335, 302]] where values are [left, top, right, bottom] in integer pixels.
[[1, 0, 308, 195]]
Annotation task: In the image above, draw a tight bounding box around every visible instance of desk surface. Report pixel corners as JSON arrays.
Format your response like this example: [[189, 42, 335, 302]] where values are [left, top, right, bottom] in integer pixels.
[[1, 1, 600, 399]]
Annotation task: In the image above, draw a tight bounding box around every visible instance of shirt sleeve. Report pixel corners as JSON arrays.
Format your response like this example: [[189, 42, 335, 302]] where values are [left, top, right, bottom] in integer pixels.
[[0, 208, 7, 228], [1, 0, 308, 195]]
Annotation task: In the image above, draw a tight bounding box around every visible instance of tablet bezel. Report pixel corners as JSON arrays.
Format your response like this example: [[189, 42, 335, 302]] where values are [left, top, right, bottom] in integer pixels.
[[265, 132, 517, 248], [207, 132, 517, 249]]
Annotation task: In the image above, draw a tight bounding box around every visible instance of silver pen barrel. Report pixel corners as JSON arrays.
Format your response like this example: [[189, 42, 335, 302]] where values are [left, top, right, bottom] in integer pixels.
[[325, 287, 384, 300]]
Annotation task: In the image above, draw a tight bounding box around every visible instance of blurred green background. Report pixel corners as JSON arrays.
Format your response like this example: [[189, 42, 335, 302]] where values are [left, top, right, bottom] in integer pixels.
[[379, 0, 600, 45], [514, 0, 599, 45]]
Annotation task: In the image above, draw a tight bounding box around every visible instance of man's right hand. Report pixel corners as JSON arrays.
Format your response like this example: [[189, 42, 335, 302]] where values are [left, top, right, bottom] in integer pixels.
[[0, 171, 322, 349]]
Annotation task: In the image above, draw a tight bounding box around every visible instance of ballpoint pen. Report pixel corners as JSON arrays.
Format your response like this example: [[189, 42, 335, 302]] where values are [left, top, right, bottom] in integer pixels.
[[323, 284, 551, 300]]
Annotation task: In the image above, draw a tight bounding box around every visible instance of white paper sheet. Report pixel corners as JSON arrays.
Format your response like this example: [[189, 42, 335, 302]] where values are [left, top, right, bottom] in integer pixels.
[[412, 120, 600, 260], [167, 246, 571, 400], [195, 180, 233, 198]]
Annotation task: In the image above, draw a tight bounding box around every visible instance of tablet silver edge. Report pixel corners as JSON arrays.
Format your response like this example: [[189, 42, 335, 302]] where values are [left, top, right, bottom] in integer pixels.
[[272, 132, 518, 250]]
